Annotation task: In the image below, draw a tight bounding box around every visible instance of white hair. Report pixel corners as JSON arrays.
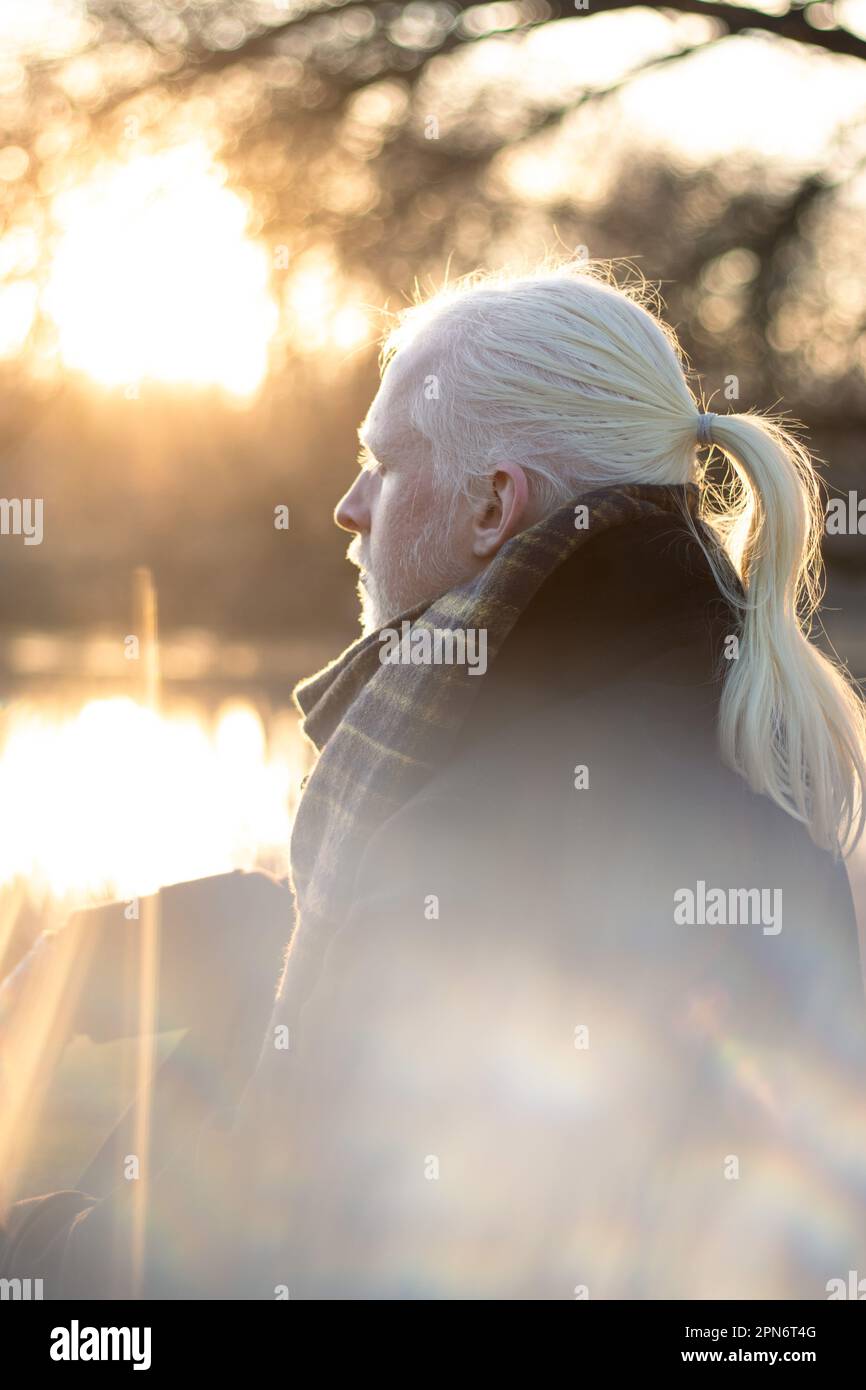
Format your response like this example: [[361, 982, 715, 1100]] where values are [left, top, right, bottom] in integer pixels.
[[379, 259, 866, 858]]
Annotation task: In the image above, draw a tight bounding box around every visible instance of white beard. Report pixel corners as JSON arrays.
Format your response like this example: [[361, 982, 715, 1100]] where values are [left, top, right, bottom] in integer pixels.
[[346, 535, 395, 634], [348, 515, 460, 637], [357, 570, 389, 636]]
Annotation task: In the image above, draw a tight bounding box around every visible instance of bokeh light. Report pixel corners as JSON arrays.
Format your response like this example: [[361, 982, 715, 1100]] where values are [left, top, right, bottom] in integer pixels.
[[43, 141, 278, 394]]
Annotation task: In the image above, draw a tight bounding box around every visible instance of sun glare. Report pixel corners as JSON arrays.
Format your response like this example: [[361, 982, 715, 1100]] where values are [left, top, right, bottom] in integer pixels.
[[43, 142, 278, 395], [0, 697, 298, 903], [283, 251, 374, 356], [0, 0, 89, 60]]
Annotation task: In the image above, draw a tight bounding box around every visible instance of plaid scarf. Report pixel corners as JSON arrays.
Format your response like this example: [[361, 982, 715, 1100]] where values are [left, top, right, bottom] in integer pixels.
[[267, 481, 705, 1034]]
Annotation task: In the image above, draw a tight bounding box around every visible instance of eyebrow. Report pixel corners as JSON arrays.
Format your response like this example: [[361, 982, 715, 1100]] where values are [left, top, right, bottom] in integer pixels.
[[356, 423, 373, 459], [356, 423, 390, 469]]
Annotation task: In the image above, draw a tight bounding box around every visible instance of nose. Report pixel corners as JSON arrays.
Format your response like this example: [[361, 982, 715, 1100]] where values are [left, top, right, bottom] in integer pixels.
[[335, 470, 372, 534]]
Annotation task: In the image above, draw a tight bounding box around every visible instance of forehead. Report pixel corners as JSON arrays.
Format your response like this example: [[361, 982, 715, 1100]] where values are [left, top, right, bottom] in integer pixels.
[[359, 334, 438, 459]]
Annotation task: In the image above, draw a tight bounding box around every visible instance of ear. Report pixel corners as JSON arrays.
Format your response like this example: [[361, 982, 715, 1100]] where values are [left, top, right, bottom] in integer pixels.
[[471, 463, 531, 558]]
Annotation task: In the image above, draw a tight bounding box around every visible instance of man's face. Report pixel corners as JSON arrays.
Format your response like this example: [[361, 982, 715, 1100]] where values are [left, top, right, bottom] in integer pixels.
[[335, 342, 478, 634]]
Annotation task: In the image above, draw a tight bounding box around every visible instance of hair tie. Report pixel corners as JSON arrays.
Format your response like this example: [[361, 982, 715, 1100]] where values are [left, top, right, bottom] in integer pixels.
[[696, 411, 716, 447]]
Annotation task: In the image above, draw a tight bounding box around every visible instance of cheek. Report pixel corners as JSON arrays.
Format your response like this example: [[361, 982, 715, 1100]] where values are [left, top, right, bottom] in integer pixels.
[[372, 481, 411, 547], [370, 472, 438, 573]]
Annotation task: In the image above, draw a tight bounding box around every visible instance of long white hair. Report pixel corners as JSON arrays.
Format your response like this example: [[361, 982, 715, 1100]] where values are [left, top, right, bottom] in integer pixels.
[[380, 259, 866, 858]]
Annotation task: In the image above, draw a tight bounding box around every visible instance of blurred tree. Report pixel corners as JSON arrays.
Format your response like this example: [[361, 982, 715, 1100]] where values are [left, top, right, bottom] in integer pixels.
[[1, 2, 864, 390], [0, 1, 864, 651]]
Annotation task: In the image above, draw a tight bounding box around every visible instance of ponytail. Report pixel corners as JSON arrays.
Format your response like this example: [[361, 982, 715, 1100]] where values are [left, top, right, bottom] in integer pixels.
[[693, 411, 866, 858], [379, 259, 866, 855]]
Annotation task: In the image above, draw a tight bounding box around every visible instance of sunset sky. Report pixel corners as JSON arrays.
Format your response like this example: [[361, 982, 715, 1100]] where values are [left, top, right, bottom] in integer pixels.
[[2, 1, 866, 393]]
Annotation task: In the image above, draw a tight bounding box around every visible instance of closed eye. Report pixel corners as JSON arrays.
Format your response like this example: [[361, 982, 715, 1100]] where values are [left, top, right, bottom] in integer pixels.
[[358, 445, 386, 477]]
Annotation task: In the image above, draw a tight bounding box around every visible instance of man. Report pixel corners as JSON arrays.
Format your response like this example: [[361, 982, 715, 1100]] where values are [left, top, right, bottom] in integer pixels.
[[4, 262, 866, 1299]]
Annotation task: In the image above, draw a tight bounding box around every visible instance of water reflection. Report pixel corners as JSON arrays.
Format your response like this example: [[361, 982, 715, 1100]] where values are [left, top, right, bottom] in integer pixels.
[[0, 693, 305, 907], [0, 685, 306, 1212]]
